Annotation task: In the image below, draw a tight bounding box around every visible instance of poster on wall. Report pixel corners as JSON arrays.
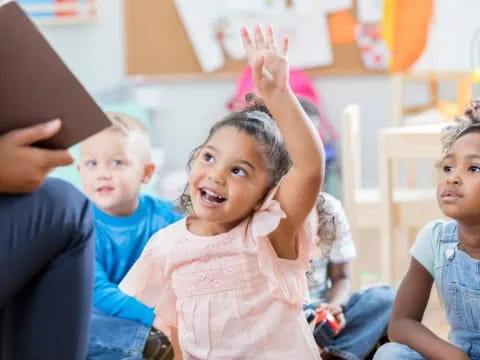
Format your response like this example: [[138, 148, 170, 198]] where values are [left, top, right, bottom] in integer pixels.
[[174, 0, 333, 72], [10, 0, 96, 23], [414, 0, 480, 71]]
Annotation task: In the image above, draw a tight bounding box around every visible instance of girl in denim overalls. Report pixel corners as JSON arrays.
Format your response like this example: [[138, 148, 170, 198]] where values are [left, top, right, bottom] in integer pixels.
[[374, 100, 480, 360]]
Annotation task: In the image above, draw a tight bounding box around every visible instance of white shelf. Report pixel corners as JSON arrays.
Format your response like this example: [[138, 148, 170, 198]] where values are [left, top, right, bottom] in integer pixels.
[[3, 0, 98, 26]]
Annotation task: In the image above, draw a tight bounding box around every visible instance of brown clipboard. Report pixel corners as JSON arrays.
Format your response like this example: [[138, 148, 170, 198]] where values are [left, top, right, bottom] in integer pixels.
[[0, 1, 111, 149]]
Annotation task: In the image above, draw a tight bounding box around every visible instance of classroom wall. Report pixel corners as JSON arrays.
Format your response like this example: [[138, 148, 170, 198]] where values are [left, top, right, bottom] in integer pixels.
[[36, 0, 456, 190], [39, 0, 126, 95]]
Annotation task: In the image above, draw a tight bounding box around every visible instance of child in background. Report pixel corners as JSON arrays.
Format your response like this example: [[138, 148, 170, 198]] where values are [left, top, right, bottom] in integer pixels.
[[308, 193, 394, 360], [77, 112, 183, 360], [119, 25, 325, 359], [298, 96, 339, 195], [374, 101, 480, 360]]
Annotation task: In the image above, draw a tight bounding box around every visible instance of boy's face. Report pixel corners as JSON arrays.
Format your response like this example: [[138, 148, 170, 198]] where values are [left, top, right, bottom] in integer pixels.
[[78, 130, 155, 216], [437, 132, 480, 223]]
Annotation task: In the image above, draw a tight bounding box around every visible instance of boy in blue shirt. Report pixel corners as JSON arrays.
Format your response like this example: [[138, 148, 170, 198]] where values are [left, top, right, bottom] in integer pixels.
[[78, 112, 183, 360]]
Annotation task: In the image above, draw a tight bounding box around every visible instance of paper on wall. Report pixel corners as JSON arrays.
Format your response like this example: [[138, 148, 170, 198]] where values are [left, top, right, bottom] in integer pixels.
[[223, 9, 333, 68], [355, 24, 389, 69], [357, 0, 384, 23], [174, 0, 224, 72], [413, 0, 480, 71], [318, 0, 352, 14], [226, 0, 286, 14]]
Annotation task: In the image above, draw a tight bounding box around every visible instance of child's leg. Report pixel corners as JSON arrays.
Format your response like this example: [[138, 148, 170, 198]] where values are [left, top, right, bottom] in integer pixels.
[[88, 309, 174, 360], [373, 343, 426, 360], [87, 309, 150, 360], [0, 178, 94, 360], [322, 286, 395, 359]]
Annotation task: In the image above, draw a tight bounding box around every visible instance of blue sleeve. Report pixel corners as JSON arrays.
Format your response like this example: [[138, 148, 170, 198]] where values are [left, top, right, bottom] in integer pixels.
[[156, 198, 184, 224], [93, 252, 155, 327], [410, 220, 443, 278]]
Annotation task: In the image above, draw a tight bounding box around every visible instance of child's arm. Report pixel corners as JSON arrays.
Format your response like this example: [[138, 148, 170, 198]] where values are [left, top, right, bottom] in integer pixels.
[[241, 25, 324, 260], [94, 255, 155, 327], [315, 263, 351, 333], [326, 262, 351, 306], [171, 327, 183, 360], [390, 258, 469, 360]]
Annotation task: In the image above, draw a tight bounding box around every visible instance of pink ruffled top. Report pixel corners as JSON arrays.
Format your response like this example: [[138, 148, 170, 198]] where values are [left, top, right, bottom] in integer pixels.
[[120, 190, 320, 360]]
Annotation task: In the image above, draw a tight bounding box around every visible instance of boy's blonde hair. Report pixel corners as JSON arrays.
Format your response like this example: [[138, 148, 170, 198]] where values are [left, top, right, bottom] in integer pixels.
[[104, 111, 152, 160]]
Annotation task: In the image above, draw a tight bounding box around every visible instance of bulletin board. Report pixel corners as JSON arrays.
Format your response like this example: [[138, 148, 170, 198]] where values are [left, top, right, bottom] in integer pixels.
[[124, 0, 385, 79]]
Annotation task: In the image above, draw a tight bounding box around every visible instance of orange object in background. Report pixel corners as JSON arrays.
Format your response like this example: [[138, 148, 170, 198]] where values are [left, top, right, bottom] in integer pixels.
[[382, 0, 433, 72], [329, 10, 357, 45], [55, 0, 76, 17]]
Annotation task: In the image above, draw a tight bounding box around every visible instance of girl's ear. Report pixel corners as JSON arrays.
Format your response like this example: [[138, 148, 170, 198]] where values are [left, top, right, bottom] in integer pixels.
[[141, 162, 156, 184], [189, 148, 202, 168], [193, 148, 201, 160], [253, 193, 267, 211]]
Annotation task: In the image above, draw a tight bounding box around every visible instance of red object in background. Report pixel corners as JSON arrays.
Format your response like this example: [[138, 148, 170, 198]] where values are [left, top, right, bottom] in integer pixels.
[[55, 0, 76, 17], [316, 308, 341, 334]]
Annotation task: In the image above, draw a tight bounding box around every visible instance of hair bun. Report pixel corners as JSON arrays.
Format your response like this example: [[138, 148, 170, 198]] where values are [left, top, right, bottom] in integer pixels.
[[243, 92, 272, 117], [463, 99, 480, 123]]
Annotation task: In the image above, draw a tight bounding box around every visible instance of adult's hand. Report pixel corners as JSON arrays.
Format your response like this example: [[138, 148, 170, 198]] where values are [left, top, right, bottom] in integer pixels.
[[0, 119, 73, 193]]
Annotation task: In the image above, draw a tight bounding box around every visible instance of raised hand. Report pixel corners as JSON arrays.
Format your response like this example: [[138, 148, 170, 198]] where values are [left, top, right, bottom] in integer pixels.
[[240, 24, 289, 99]]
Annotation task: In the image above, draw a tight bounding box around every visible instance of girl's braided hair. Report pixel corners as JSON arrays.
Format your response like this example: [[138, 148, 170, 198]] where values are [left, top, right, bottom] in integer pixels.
[[177, 93, 292, 214], [442, 99, 480, 155]]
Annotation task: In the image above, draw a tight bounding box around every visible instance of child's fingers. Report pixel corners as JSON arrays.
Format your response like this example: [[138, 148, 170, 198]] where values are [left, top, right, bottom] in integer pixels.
[[240, 26, 254, 51], [254, 24, 266, 50], [252, 55, 265, 83], [265, 24, 277, 51], [281, 36, 289, 57], [329, 305, 342, 316], [336, 313, 346, 332]]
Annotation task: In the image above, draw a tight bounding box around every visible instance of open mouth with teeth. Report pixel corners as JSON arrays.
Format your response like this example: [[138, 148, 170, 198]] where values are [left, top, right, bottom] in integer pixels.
[[200, 187, 226, 205]]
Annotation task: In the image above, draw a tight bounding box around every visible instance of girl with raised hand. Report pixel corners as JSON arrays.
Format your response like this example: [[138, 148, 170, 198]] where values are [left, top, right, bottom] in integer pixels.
[[120, 24, 325, 359]]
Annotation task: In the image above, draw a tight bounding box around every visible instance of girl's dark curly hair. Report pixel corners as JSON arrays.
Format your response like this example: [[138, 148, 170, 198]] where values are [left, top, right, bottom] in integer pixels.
[[178, 93, 292, 214], [314, 193, 336, 258], [442, 99, 480, 155]]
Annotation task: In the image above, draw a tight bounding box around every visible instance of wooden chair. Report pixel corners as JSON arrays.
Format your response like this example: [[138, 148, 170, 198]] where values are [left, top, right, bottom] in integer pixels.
[[378, 122, 445, 285], [390, 72, 472, 126], [341, 105, 380, 289], [341, 105, 444, 287]]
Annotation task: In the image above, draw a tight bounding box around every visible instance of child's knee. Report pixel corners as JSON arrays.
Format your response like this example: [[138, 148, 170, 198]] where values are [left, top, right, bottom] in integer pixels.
[[373, 342, 421, 360], [369, 286, 395, 310]]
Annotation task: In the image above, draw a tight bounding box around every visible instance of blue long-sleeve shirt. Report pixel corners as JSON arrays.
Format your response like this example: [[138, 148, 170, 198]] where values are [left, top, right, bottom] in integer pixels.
[[93, 194, 183, 327]]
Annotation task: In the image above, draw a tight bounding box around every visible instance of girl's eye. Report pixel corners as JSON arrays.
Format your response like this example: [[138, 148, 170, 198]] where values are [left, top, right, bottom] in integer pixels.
[[442, 165, 453, 173], [86, 160, 97, 168], [469, 165, 480, 172], [202, 153, 215, 163], [231, 167, 246, 177], [112, 159, 123, 167]]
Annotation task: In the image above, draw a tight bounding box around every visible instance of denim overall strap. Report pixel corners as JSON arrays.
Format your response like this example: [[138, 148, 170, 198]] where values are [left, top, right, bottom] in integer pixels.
[[440, 221, 458, 244], [439, 221, 480, 359]]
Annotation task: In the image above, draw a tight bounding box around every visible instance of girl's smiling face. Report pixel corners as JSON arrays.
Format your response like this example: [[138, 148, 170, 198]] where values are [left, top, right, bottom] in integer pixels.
[[188, 126, 271, 232], [437, 132, 480, 224]]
